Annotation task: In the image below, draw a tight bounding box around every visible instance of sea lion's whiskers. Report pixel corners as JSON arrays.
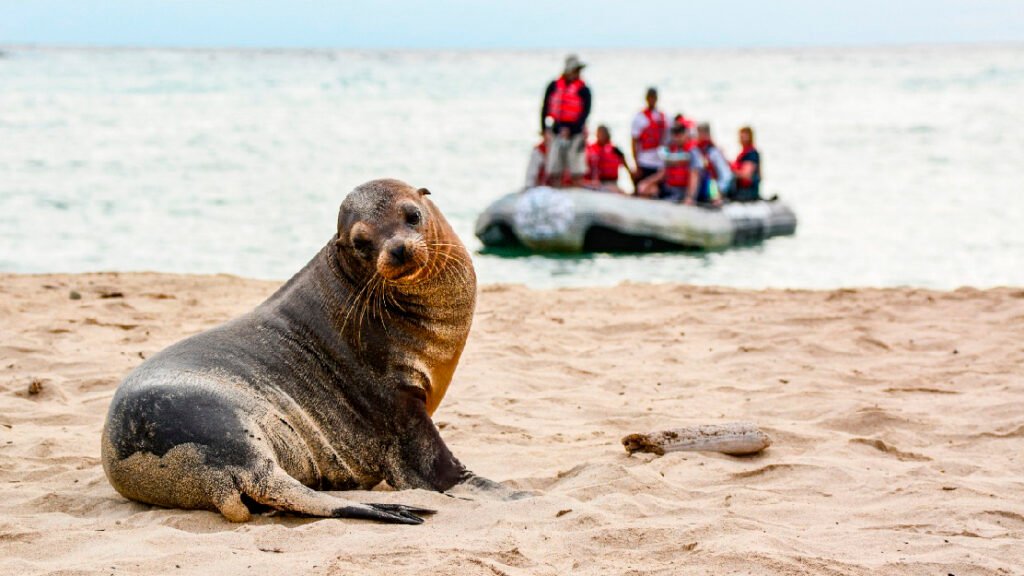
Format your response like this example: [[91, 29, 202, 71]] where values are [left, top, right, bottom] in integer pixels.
[[401, 245, 448, 289], [356, 274, 385, 348], [429, 250, 472, 282], [370, 280, 384, 336], [427, 260, 470, 287], [426, 243, 470, 257], [340, 273, 378, 338], [374, 276, 393, 335], [349, 271, 381, 350], [426, 247, 449, 276], [425, 241, 469, 267], [433, 254, 470, 278], [375, 274, 389, 314], [379, 286, 392, 329], [382, 279, 406, 313], [418, 224, 443, 276], [368, 276, 379, 321], [432, 250, 470, 266], [426, 242, 470, 261]]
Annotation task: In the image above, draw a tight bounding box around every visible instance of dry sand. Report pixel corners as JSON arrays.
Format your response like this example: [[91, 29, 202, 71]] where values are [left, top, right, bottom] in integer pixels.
[[1, 272, 1023, 575]]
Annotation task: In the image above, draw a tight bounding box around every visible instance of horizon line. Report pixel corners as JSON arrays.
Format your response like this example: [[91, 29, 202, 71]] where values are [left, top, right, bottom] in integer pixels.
[[3, 39, 1023, 54]]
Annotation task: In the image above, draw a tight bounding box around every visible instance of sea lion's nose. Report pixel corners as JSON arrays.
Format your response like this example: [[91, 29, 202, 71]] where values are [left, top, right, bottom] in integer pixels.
[[389, 242, 408, 265]]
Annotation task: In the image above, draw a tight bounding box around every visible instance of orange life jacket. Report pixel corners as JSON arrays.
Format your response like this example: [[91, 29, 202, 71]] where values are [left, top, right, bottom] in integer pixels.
[[638, 109, 666, 150], [587, 142, 621, 181], [548, 77, 586, 124], [664, 143, 693, 188]]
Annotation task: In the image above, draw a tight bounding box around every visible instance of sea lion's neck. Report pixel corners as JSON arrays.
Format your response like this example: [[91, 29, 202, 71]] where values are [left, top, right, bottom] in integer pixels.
[[259, 243, 350, 339]]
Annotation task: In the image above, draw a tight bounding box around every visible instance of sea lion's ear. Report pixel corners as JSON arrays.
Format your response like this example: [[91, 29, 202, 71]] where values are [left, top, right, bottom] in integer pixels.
[[417, 188, 431, 196]]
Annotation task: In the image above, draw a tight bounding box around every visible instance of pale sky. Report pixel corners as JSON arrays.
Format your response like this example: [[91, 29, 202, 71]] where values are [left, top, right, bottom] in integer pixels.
[[2, 0, 1023, 49]]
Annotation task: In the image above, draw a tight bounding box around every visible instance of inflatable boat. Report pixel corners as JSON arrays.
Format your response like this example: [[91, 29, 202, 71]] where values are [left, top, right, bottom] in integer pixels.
[[475, 187, 797, 253]]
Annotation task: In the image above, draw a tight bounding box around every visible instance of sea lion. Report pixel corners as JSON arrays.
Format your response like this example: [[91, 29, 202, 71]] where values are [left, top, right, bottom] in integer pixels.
[[101, 178, 501, 524]]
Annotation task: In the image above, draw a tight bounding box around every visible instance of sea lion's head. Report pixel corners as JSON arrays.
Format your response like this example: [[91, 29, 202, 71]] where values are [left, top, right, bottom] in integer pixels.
[[335, 179, 452, 285]]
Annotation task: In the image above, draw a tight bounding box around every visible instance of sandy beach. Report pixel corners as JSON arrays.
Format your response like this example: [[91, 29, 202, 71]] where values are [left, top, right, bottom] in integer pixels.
[[1, 272, 1022, 575]]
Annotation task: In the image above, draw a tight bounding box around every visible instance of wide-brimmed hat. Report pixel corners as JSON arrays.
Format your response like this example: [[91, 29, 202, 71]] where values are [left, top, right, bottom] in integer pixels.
[[563, 54, 586, 73]]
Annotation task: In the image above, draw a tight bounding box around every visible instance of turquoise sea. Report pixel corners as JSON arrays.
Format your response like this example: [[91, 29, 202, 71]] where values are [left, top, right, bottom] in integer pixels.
[[1, 45, 1022, 288]]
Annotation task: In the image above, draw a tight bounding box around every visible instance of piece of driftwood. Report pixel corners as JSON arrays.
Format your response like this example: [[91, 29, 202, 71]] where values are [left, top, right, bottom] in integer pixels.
[[622, 422, 772, 456]]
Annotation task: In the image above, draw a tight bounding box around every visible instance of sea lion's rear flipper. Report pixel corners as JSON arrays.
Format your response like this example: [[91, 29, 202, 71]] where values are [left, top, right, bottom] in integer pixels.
[[250, 470, 434, 525]]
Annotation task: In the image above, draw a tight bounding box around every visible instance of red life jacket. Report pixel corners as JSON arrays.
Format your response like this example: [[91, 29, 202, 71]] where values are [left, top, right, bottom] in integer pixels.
[[638, 109, 666, 150], [587, 142, 621, 181], [732, 145, 759, 187], [664, 143, 692, 188], [548, 76, 585, 124]]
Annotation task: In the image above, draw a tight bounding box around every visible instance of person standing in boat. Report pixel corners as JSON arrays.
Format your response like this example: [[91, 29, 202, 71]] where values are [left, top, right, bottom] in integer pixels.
[[694, 122, 734, 202], [541, 55, 592, 188], [630, 87, 668, 191], [729, 126, 762, 202], [584, 125, 632, 193]]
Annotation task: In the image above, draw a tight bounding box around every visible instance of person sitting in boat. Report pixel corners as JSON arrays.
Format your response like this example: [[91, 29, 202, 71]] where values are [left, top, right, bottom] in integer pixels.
[[694, 122, 734, 202], [630, 87, 668, 190], [637, 125, 720, 206], [540, 54, 592, 188], [584, 125, 632, 193], [524, 135, 572, 189], [673, 113, 696, 135], [728, 125, 762, 202]]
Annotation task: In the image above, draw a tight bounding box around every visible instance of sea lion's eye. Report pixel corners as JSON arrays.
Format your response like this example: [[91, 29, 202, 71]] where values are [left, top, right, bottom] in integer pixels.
[[352, 236, 373, 257], [405, 209, 421, 227]]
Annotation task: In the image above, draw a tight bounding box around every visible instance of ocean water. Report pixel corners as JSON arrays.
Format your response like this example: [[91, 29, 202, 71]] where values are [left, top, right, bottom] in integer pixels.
[[1, 45, 1022, 288]]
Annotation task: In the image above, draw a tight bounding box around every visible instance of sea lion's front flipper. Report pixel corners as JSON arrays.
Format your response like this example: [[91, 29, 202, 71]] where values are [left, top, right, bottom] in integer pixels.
[[386, 386, 532, 500], [449, 473, 535, 501], [384, 386, 468, 491], [251, 469, 432, 525]]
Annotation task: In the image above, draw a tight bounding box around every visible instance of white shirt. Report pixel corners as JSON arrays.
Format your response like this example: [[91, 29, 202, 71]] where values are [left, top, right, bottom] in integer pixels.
[[703, 145, 735, 192], [631, 109, 668, 169]]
